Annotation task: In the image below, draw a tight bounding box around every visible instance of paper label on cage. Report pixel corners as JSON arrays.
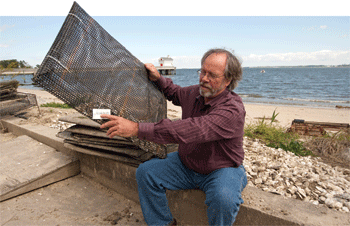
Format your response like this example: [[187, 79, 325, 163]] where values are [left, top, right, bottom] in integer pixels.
[[93, 109, 111, 119]]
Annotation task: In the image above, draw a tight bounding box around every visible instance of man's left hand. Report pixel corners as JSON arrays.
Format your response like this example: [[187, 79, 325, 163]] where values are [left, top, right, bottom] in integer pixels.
[[100, 114, 139, 138]]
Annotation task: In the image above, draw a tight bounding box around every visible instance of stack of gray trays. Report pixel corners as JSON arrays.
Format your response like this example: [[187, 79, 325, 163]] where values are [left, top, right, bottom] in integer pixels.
[[57, 113, 163, 166]]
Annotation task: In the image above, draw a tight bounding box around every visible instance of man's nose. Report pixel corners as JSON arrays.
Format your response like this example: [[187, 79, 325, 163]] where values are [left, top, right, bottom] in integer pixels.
[[200, 73, 210, 83]]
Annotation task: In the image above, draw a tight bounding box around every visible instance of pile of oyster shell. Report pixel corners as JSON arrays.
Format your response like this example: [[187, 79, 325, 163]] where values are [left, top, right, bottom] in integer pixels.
[[243, 137, 350, 213], [49, 120, 73, 131]]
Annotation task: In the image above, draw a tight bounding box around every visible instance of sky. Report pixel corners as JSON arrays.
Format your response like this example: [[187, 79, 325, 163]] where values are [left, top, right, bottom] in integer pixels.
[[1, 0, 349, 68]]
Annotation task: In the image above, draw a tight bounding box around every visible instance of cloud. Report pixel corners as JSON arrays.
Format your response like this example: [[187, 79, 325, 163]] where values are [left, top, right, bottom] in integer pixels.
[[172, 56, 202, 68], [242, 50, 350, 66], [0, 44, 9, 48], [320, 25, 328, 30], [0, 24, 15, 32]]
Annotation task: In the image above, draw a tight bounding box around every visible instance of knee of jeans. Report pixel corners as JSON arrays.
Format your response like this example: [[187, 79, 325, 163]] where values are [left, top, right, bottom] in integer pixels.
[[136, 161, 155, 182], [136, 163, 146, 180], [208, 187, 242, 211]]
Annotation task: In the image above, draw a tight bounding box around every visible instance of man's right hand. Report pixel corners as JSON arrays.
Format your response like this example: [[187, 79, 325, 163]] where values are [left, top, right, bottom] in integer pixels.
[[144, 63, 161, 82]]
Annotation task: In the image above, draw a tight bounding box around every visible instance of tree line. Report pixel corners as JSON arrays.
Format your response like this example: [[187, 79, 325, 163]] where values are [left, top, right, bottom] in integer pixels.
[[0, 59, 36, 70]]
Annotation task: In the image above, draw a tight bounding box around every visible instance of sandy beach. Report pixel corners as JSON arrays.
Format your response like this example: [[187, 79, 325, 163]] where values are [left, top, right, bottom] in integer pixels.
[[17, 87, 350, 128]]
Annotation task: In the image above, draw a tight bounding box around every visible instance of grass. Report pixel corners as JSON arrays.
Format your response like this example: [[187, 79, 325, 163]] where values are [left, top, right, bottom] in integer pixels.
[[244, 109, 314, 156], [40, 102, 72, 109]]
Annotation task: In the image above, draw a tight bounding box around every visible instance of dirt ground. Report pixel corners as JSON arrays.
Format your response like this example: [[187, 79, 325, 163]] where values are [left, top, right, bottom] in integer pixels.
[[0, 173, 147, 225], [1, 106, 148, 225]]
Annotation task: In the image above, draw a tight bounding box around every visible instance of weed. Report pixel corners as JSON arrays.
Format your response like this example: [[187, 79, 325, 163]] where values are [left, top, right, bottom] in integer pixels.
[[267, 139, 314, 156], [40, 102, 72, 109], [244, 109, 313, 156]]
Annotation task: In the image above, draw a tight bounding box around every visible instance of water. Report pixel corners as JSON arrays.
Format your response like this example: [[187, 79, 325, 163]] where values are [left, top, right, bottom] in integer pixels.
[[2, 67, 349, 108], [167, 67, 350, 108], [0, 74, 42, 90]]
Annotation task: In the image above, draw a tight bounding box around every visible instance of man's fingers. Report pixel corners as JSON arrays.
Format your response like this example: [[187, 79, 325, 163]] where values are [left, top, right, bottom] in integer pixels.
[[100, 120, 116, 129], [100, 114, 118, 120], [100, 115, 120, 129], [99, 115, 138, 138], [106, 126, 118, 137], [107, 131, 119, 139]]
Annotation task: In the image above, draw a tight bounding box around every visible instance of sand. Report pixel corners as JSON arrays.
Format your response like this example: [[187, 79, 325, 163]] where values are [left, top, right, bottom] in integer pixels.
[[18, 87, 350, 128]]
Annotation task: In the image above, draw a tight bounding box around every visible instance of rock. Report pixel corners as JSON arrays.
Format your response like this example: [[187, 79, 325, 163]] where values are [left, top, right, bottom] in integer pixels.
[[325, 198, 336, 208], [296, 187, 307, 200], [319, 196, 326, 204], [243, 137, 350, 212], [334, 202, 343, 209], [334, 193, 350, 202], [344, 202, 350, 209], [342, 206, 349, 212], [344, 169, 350, 175], [255, 178, 263, 184]]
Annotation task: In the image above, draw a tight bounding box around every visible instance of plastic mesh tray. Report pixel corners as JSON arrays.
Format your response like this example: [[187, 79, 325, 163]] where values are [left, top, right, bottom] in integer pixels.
[[33, 1, 167, 158]]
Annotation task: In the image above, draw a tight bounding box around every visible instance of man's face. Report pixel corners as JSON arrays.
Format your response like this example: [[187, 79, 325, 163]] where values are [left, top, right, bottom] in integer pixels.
[[199, 53, 230, 101]]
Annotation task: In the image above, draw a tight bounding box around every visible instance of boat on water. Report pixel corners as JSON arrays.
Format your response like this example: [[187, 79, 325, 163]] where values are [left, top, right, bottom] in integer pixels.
[[155, 55, 176, 75], [260, 70, 265, 73]]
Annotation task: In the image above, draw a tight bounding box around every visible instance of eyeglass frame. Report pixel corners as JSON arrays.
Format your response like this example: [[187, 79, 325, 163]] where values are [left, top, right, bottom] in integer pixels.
[[197, 69, 225, 81]]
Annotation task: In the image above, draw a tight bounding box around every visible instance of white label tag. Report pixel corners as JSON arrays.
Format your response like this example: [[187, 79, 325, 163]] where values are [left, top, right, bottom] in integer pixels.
[[93, 109, 111, 119]]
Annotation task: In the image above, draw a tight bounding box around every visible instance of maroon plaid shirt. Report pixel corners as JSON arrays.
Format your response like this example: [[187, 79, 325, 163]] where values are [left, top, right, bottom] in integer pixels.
[[138, 76, 245, 174]]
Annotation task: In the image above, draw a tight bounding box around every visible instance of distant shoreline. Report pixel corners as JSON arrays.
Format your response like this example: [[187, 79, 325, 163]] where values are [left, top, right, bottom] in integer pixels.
[[243, 65, 350, 69], [174, 65, 350, 70], [16, 85, 350, 110]]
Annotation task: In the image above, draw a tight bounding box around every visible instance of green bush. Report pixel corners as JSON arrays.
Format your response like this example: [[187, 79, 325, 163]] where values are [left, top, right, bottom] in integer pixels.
[[244, 109, 313, 156], [267, 139, 314, 156]]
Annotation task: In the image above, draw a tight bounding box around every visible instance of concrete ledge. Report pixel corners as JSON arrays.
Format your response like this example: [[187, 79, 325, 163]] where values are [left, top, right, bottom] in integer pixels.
[[2, 116, 349, 225], [1, 116, 78, 158]]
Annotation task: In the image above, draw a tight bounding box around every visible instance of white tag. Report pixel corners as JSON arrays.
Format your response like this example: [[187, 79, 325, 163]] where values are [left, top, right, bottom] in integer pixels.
[[93, 109, 111, 119]]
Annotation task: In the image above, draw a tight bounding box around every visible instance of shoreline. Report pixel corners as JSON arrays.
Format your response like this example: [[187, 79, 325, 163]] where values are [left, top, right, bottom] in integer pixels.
[[19, 86, 349, 110], [18, 87, 350, 128]]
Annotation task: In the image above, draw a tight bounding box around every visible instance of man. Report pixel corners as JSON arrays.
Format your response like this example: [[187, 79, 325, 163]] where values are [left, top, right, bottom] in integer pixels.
[[100, 48, 247, 225]]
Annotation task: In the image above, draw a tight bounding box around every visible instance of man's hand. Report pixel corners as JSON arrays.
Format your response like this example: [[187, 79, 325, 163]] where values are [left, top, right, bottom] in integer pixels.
[[145, 63, 161, 82], [100, 114, 139, 138]]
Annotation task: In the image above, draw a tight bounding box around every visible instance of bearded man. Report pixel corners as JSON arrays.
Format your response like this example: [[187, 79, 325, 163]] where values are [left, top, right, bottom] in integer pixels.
[[101, 48, 247, 226]]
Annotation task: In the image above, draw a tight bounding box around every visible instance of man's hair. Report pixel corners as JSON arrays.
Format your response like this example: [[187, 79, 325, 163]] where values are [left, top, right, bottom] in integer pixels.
[[201, 48, 243, 90]]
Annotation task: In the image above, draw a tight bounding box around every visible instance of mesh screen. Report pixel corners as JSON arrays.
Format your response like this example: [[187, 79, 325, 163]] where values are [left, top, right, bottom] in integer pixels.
[[33, 2, 167, 158]]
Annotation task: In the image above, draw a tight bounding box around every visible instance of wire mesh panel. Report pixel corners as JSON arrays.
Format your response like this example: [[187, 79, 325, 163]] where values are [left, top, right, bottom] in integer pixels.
[[33, 1, 167, 158]]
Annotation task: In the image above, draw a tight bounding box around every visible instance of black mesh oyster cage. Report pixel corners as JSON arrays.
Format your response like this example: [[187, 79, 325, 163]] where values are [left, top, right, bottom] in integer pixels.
[[33, 1, 167, 158]]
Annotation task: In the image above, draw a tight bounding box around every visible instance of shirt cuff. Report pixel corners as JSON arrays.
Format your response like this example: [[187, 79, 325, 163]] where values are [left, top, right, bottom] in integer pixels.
[[155, 75, 167, 89], [138, 122, 155, 141]]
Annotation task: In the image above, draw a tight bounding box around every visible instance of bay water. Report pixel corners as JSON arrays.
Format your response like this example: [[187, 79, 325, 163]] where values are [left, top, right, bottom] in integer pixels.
[[168, 67, 350, 108], [2, 67, 349, 108]]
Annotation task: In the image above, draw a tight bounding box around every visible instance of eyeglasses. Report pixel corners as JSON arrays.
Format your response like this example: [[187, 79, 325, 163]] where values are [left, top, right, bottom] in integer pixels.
[[197, 70, 224, 81]]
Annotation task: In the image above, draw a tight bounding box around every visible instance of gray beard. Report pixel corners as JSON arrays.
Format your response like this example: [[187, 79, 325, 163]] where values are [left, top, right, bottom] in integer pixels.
[[199, 87, 215, 98]]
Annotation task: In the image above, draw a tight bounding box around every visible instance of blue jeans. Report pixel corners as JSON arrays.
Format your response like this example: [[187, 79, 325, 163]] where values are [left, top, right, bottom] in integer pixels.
[[136, 152, 247, 226]]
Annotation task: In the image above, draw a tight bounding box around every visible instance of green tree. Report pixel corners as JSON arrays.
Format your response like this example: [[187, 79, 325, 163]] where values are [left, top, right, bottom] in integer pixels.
[[19, 60, 31, 68], [0, 59, 32, 69], [0, 59, 18, 68]]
